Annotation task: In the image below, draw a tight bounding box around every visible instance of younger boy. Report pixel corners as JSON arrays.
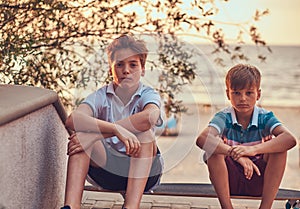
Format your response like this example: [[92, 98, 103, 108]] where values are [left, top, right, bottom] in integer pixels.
[[196, 64, 297, 209], [61, 34, 163, 209]]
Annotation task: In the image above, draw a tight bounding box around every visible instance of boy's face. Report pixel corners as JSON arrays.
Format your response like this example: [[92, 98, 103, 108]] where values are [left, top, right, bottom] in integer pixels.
[[110, 48, 145, 90], [226, 86, 261, 114]]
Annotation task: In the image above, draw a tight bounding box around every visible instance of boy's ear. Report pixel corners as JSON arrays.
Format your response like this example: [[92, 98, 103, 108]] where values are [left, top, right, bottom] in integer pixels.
[[141, 67, 145, 76], [226, 89, 230, 100], [257, 89, 261, 100]]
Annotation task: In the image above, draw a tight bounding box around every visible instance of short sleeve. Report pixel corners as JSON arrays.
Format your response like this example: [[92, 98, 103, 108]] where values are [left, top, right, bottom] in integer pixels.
[[81, 92, 99, 118], [208, 112, 227, 134], [81, 86, 108, 119], [263, 111, 282, 134], [139, 87, 163, 126], [139, 87, 161, 109]]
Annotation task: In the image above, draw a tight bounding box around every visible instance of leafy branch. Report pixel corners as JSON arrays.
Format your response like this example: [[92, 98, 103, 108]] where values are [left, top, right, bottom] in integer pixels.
[[1, 0, 270, 113]]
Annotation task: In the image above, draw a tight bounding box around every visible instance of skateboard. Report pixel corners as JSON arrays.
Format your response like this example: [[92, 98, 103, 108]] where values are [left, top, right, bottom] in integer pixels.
[[149, 183, 300, 208], [84, 183, 300, 208]]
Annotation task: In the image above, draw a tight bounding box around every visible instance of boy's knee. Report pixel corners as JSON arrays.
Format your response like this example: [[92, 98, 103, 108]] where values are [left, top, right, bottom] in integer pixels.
[[263, 151, 287, 163], [136, 130, 155, 143], [206, 153, 226, 165]]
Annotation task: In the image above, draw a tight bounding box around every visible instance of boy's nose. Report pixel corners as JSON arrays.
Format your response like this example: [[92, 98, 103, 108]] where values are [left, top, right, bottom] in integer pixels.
[[123, 64, 130, 74], [240, 93, 246, 100]]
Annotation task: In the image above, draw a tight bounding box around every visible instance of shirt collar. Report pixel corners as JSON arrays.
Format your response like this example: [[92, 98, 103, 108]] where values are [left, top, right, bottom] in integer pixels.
[[230, 106, 259, 127], [106, 82, 143, 97]]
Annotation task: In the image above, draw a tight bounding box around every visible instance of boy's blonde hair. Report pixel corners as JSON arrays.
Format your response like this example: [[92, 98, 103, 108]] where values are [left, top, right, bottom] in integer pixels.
[[226, 64, 261, 90], [106, 33, 148, 68]]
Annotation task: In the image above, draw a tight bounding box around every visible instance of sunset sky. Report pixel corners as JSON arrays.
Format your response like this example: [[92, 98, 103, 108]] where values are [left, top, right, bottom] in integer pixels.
[[212, 0, 300, 45]]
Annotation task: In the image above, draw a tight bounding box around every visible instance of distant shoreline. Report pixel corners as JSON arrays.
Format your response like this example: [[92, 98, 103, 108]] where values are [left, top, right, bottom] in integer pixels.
[[187, 102, 300, 109]]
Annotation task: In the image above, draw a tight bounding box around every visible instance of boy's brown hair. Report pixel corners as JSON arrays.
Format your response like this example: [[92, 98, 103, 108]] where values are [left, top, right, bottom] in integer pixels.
[[106, 33, 148, 68], [225, 64, 261, 90]]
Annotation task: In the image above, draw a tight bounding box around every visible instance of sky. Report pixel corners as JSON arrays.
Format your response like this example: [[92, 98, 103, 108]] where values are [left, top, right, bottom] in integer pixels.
[[211, 0, 300, 45], [121, 0, 300, 46]]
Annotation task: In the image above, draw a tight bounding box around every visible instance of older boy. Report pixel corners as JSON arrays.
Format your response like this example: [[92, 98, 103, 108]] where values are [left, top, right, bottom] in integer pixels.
[[196, 64, 297, 209], [61, 34, 163, 209]]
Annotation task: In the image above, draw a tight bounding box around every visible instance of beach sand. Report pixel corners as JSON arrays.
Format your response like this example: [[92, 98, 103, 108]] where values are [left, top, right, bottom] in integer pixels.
[[156, 104, 300, 190]]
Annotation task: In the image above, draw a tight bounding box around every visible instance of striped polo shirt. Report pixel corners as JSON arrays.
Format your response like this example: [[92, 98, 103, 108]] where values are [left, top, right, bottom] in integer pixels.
[[209, 106, 282, 146]]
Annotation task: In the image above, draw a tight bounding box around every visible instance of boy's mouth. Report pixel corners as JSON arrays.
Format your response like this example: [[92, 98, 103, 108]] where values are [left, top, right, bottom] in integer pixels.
[[237, 104, 249, 108], [120, 77, 133, 83], [121, 77, 132, 80]]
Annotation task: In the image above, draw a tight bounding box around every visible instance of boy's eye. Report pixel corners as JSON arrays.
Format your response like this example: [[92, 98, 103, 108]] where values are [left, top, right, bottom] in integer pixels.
[[246, 91, 255, 96], [116, 62, 123, 67], [232, 91, 240, 95], [129, 61, 139, 68]]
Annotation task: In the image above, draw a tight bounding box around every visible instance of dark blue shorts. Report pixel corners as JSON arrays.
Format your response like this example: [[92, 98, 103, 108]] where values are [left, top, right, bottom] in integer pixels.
[[87, 141, 163, 192], [226, 156, 266, 196]]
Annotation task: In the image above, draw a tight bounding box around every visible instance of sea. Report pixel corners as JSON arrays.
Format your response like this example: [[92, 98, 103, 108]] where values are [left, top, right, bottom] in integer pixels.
[[142, 44, 300, 108]]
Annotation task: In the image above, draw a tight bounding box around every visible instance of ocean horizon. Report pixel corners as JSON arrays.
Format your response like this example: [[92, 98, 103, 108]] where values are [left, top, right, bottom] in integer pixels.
[[142, 44, 300, 107]]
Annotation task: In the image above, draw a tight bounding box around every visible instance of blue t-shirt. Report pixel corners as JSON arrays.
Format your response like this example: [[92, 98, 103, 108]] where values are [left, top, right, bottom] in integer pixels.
[[209, 106, 281, 146], [82, 82, 162, 152]]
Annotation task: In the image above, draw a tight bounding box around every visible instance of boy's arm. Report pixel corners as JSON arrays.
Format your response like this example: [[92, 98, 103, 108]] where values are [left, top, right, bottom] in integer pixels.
[[252, 125, 296, 154], [65, 103, 160, 134], [231, 125, 297, 159], [65, 104, 141, 155], [196, 126, 232, 156], [65, 104, 116, 136], [116, 103, 160, 133]]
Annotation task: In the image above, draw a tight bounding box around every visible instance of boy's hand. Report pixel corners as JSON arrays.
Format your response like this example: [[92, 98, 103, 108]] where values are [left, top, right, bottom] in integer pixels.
[[68, 132, 84, 156], [67, 132, 96, 156], [114, 124, 141, 156], [236, 157, 261, 180], [230, 145, 257, 160]]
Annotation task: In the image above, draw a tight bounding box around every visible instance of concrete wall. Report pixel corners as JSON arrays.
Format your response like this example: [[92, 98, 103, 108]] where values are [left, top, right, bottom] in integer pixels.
[[0, 85, 69, 209]]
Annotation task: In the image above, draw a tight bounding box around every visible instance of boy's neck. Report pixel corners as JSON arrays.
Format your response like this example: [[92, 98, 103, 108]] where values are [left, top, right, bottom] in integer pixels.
[[113, 84, 139, 105], [235, 108, 254, 129]]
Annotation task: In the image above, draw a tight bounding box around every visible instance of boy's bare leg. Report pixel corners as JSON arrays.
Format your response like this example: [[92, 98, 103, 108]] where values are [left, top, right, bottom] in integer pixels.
[[64, 150, 90, 209], [64, 137, 106, 209], [123, 131, 156, 209], [207, 154, 234, 209], [259, 152, 287, 209]]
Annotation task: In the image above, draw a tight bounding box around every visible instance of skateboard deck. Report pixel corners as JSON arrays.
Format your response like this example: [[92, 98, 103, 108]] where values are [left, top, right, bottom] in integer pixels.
[[85, 183, 300, 201], [147, 183, 300, 201]]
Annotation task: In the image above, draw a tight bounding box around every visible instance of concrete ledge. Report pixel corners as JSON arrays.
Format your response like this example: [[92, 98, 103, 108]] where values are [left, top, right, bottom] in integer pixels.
[[0, 85, 69, 209], [0, 84, 67, 126]]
